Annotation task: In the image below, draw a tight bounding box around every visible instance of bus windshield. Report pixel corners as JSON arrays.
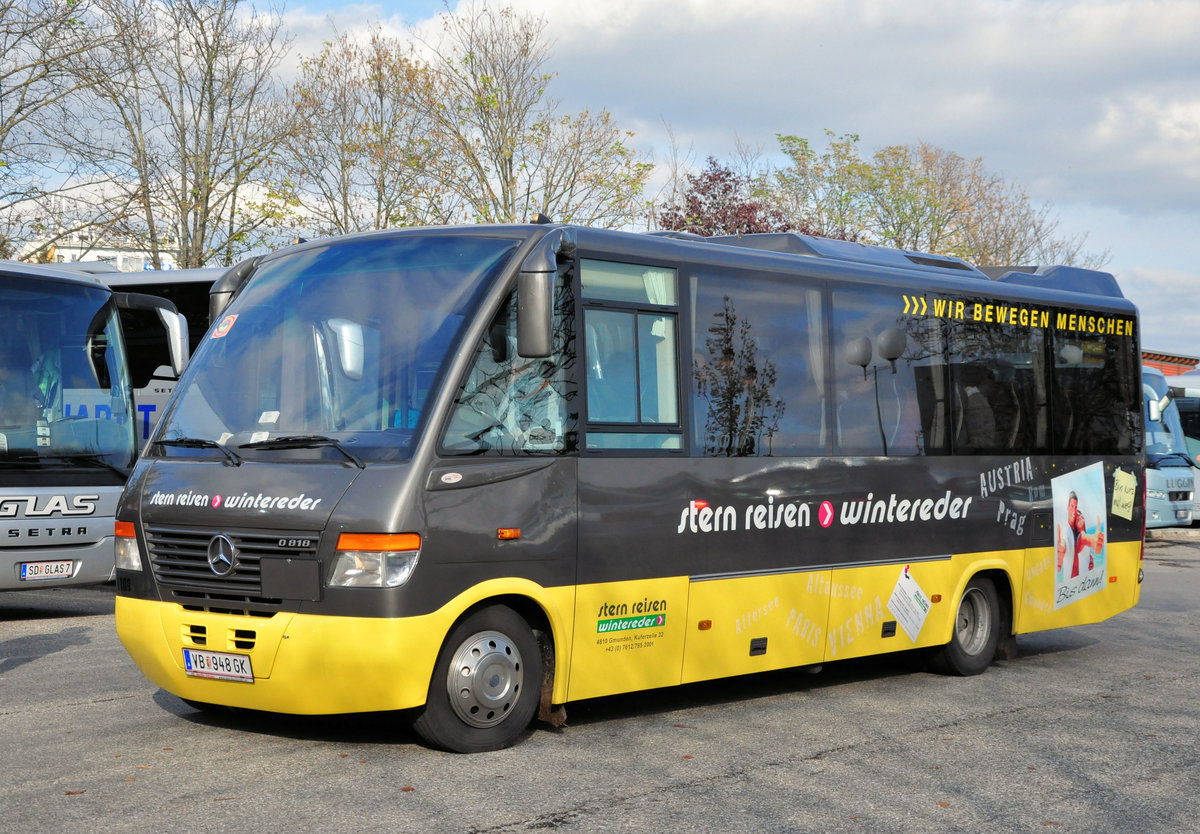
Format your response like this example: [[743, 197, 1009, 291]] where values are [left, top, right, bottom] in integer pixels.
[[157, 234, 522, 462], [0, 275, 136, 476], [1144, 370, 1191, 467]]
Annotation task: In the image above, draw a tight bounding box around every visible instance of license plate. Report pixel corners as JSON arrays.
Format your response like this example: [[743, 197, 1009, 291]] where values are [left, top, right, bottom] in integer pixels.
[[182, 648, 254, 683], [19, 560, 74, 580]]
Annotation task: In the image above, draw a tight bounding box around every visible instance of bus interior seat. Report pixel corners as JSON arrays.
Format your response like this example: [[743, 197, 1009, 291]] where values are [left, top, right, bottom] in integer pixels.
[[954, 364, 997, 452]]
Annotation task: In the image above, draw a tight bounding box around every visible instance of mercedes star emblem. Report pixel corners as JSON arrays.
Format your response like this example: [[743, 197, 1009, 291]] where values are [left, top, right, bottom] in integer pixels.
[[206, 534, 238, 577]]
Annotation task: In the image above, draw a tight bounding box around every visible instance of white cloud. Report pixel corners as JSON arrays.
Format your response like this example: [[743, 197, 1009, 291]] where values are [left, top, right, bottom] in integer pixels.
[[274, 0, 1200, 355], [1122, 266, 1200, 358]]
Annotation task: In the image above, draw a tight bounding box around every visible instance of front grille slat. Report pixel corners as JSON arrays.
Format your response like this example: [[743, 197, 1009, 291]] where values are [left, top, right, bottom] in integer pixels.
[[146, 525, 319, 615]]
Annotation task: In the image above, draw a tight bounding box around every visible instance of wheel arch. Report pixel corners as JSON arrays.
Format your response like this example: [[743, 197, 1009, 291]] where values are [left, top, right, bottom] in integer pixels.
[[971, 566, 1018, 659], [438, 582, 571, 722]]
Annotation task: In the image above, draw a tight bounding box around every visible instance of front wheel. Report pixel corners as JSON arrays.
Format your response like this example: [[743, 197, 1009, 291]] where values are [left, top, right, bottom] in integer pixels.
[[930, 576, 1001, 676], [412, 605, 543, 753]]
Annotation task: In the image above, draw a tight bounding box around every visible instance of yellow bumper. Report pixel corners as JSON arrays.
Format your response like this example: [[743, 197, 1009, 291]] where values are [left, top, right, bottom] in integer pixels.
[[116, 596, 448, 714], [117, 579, 575, 714]]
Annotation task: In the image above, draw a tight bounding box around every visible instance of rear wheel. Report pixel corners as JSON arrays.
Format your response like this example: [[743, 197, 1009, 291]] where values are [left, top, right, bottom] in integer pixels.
[[931, 576, 1000, 676], [412, 605, 542, 753]]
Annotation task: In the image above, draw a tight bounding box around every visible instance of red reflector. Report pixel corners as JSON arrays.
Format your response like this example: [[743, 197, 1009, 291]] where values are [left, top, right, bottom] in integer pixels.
[[497, 528, 521, 541], [115, 521, 136, 538], [1110, 576, 1118, 583], [336, 533, 421, 551]]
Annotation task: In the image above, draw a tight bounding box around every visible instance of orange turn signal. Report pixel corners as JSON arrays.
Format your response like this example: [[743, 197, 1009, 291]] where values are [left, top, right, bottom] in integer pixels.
[[497, 528, 521, 541], [336, 533, 421, 551], [115, 521, 136, 538]]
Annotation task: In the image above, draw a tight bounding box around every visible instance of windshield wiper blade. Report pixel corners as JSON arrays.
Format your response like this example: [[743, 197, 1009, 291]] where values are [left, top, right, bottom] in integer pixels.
[[157, 437, 243, 465], [39, 453, 130, 478], [238, 435, 365, 469]]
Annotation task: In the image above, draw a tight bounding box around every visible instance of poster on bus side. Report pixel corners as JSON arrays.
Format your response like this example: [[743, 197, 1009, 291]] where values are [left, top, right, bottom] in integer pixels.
[[1052, 462, 1108, 610]]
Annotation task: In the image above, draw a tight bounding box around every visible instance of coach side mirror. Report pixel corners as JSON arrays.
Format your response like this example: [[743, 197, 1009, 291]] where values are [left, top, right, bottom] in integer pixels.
[[114, 291, 189, 376], [517, 228, 576, 358]]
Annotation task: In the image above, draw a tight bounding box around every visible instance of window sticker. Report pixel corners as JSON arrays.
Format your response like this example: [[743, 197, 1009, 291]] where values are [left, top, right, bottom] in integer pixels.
[[1111, 468, 1136, 521], [211, 314, 238, 339]]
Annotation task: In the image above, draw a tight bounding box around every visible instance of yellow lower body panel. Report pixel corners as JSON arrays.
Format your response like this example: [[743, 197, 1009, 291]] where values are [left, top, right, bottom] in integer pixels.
[[116, 579, 576, 714], [1015, 540, 1142, 634]]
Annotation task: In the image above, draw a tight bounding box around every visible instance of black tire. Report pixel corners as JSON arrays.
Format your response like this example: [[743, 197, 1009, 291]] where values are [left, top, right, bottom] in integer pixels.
[[412, 605, 542, 753], [930, 576, 1000, 676]]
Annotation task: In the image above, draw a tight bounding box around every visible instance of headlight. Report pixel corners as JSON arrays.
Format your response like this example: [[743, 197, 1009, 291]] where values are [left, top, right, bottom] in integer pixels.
[[329, 533, 421, 588], [1147, 489, 1167, 500], [115, 520, 142, 571]]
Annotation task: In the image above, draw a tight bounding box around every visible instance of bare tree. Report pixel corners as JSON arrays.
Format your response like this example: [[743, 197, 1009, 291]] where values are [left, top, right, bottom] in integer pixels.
[[645, 121, 695, 231], [64, 0, 293, 268], [0, 0, 121, 259], [413, 3, 649, 227], [283, 29, 455, 236]]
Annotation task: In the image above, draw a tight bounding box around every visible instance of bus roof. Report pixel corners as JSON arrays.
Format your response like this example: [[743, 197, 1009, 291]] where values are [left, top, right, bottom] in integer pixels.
[[94, 267, 227, 289], [0, 259, 114, 291], [228, 223, 1135, 314]]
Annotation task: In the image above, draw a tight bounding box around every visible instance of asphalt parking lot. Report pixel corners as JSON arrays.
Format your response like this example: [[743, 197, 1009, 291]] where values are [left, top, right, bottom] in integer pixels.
[[2, 536, 1198, 833]]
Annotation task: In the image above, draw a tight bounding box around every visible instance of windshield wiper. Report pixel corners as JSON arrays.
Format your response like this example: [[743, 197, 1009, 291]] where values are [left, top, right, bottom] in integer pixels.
[[238, 435, 365, 469], [38, 453, 130, 478], [156, 437, 243, 466], [1151, 451, 1194, 467]]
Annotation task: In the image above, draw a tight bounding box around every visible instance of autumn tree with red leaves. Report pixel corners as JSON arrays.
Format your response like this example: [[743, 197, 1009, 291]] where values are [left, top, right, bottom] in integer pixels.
[[654, 157, 796, 237]]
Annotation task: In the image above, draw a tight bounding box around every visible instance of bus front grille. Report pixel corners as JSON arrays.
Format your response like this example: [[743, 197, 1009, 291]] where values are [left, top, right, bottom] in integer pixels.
[[145, 525, 320, 612]]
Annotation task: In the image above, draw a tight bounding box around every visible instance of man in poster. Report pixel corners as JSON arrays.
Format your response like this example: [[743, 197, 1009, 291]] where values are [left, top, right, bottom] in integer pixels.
[[1052, 462, 1108, 609], [1057, 490, 1105, 579]]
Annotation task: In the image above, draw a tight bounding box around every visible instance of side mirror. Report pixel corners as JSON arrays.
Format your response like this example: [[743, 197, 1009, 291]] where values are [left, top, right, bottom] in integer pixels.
[[517, 269, 552, 358], [516, 228, 576, 358], [208, 257, 257, 323], [157, 308, 190, 376], [114, 291, 189, 376], [327, 318, 364, 380]]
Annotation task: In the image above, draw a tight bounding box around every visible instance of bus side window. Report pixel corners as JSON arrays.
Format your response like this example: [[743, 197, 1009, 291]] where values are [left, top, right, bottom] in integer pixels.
[[692, 275, 824, 457], [581, 259, 681, 451], [946, 311, 1048, 455], [830, 287, 930, 456], [1052, 334, 1138, 455]]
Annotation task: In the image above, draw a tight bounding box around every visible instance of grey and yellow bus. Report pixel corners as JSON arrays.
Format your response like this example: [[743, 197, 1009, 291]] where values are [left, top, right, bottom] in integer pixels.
[[113, 226, 1145, 752]]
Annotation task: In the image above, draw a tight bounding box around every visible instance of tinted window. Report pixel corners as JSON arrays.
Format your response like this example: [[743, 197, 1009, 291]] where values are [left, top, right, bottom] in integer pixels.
[[831, 286, 936, 456], [692, 271, 824, 456]]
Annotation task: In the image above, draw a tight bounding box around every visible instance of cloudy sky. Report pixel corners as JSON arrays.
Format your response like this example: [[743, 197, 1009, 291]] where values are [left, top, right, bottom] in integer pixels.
[[286, 0, 1200, 359]]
